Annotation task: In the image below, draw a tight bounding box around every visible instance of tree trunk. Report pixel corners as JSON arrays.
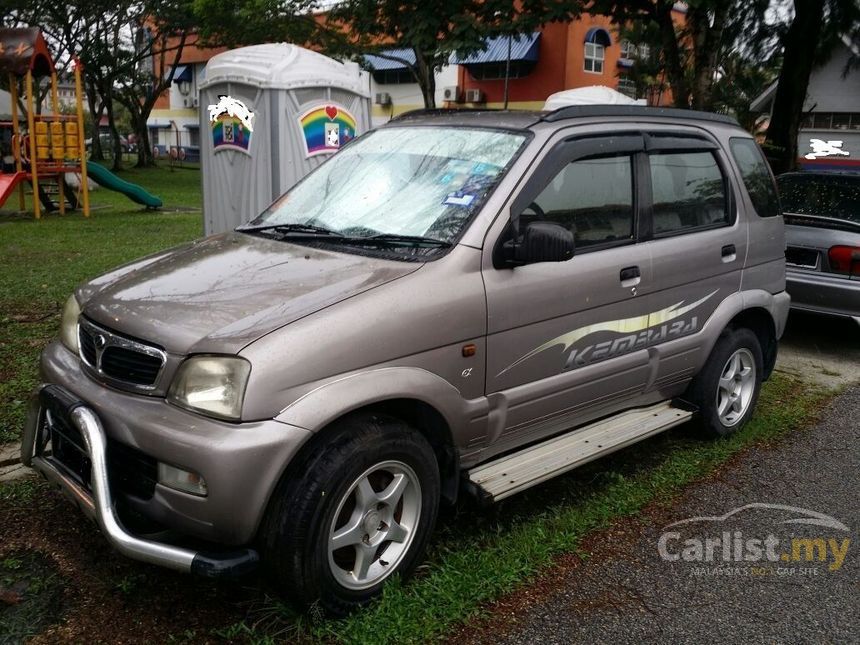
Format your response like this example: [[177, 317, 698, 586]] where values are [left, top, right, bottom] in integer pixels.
[[134, 113, 154, 167], [104, 92, 123, 171], [765, 0, 826, 173], [85, 82, 105, 161], [414, 51, 436, 109], [655, 1, 689, 108]]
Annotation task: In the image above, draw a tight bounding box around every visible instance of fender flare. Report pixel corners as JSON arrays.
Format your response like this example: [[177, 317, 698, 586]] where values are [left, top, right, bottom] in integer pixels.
[[274, 366, 481, 439]]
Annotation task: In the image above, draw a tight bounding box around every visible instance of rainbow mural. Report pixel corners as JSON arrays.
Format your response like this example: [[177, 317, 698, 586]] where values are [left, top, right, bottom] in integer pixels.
[[298, 104, 357, 158], [211, 114, 253, 153]]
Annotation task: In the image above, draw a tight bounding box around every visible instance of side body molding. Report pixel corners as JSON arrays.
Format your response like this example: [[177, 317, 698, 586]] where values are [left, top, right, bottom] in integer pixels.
[[275, 367, 489, 443]]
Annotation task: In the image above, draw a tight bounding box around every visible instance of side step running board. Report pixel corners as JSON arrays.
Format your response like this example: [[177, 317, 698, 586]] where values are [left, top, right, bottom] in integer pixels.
[[467, 402, 694, 502]]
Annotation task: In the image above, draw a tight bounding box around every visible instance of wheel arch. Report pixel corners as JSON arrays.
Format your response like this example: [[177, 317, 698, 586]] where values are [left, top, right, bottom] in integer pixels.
[[727, 307, 778, 380]]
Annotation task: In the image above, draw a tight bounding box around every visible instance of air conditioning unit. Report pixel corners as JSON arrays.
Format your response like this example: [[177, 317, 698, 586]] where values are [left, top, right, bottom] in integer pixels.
[[465, 88, 484, 104], [192, 97, 199, 108], [182, 97, 192, 108], [443, 86, 462, 103], [375, 92, 392, 106]]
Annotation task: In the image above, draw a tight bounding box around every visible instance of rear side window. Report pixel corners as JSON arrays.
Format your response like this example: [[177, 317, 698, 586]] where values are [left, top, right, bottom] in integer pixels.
[[649, 151, 728, 235], [729, 138, 780, 217], [530, 155, 635, 249], [777, 175, 860, 223]]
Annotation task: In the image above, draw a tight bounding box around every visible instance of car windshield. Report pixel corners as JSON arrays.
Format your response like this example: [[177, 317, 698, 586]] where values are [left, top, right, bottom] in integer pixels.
[[778, 175, 860, 224], [244, 126, 527, 249]]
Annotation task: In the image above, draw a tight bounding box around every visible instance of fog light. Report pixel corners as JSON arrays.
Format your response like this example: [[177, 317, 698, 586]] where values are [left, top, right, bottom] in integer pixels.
[[157, 463, 208, 496]]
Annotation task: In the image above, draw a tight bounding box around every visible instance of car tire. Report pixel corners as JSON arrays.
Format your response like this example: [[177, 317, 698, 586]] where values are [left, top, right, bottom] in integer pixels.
[[260, 413, 440, 616], [687, 327, 763, 438]]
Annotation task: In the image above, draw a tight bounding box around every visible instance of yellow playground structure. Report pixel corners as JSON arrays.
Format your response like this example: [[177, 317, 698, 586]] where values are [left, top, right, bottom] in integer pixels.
[[0, 27, 90, 218]]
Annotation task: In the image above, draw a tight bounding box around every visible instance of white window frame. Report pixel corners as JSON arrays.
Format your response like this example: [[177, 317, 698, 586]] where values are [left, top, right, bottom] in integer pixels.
[[584, 42, 605, 74]]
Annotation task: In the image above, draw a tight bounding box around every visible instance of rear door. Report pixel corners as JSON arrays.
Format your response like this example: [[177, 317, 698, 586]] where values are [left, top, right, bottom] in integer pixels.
[[640, 132, 748, 393]]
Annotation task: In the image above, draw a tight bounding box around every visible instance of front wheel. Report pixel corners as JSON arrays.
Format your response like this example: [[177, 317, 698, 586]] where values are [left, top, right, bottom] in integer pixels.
[[687, 327, 763, 438], [260, 414, 440, 616]]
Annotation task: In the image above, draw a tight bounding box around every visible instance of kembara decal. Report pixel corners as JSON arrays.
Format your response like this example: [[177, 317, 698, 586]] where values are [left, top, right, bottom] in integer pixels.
[[498, 290, 718, 376]]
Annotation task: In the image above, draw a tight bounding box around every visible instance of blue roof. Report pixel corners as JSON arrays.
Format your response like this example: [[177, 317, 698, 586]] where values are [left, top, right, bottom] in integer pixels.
[[362, 48, 416, 71], [171, 64, 192, 83], [450, 32, 540, 65], [584, 27, 612, 46]]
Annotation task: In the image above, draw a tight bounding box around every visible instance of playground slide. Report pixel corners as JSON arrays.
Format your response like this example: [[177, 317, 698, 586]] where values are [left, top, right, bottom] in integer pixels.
[[0, 171, 26, 208], [86, 162, 163, 209]]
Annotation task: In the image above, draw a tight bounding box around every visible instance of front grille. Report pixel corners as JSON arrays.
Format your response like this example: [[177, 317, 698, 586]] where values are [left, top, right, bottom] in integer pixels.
[[77, 318, 166, 389], [786, 246, 820, 270], [101, 346, 163, 385]]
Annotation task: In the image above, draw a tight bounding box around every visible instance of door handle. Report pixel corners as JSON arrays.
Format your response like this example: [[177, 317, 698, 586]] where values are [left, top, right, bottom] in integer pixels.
[[721, 244, 737, 262], [620, 265, 641, 288]]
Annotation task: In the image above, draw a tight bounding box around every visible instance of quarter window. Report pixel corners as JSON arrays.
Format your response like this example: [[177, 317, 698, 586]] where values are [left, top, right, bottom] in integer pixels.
[[584, 43, 604, 73], [529, 155, 634, 249], [729, 138, 780, 218], [649, 151, 729, 234]]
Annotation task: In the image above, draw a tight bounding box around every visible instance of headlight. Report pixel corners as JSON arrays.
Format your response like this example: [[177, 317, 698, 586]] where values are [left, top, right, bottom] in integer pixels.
[[167, 356, 251, 420], [60, 294, 81, 353]]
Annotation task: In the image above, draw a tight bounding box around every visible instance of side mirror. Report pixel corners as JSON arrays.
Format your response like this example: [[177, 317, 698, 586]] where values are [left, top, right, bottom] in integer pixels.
[[503, 221, 574, 266]]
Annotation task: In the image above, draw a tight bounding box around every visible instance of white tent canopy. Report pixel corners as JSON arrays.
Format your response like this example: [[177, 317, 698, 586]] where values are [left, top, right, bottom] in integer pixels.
[[543, 86, 646, 111]]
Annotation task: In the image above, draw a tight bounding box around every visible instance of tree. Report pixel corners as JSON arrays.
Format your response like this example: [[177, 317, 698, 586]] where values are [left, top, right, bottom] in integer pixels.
[[324, 0, 572, 108], [764, 0, 860, 173], [589, 0, 774, 110]]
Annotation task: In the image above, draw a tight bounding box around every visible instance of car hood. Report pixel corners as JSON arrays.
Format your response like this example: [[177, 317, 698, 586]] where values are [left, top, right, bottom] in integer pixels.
[[77, 232, 421, 355]]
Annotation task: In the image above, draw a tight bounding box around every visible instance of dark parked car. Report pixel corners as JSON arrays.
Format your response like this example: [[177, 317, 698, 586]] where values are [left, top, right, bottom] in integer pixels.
[[777, 172, 860, 326]]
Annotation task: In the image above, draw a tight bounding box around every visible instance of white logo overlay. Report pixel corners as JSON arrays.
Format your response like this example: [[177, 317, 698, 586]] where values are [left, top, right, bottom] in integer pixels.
[[207, 95, 255, 132], [805, 139, 850, 160], [657, 503, 851, 577]]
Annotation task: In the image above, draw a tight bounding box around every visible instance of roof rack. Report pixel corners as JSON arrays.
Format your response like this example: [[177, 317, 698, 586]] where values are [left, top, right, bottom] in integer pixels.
[[541, 105, 739, 126]]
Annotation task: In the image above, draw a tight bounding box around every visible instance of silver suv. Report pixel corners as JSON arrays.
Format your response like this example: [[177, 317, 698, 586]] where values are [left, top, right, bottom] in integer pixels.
[[22, 106, 788, 615]]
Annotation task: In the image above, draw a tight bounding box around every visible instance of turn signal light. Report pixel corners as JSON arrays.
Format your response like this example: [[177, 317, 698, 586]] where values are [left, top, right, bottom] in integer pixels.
[[828, 246, 860, 277]]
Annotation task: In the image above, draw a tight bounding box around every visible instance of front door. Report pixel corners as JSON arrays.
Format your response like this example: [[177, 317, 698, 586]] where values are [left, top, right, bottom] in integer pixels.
[[482, 134, 658, 453]]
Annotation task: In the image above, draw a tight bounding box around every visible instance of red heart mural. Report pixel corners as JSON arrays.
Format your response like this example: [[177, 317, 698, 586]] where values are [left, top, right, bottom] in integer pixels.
[[325, 105, 338, 121]]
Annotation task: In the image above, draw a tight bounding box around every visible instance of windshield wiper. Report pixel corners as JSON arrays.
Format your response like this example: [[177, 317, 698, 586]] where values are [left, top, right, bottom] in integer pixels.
[[238, 223, 344, 237], [343, 233, 452, 248]]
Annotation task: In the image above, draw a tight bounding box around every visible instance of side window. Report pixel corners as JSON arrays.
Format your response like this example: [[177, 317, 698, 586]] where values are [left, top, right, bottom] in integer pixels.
[[649, 151, 728, 235], [530, 155, 634, 249], [729, 137, 780, 218]]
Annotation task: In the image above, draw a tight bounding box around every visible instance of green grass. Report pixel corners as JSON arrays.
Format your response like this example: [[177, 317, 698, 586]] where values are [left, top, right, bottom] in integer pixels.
[[0, 163, 202, 443]]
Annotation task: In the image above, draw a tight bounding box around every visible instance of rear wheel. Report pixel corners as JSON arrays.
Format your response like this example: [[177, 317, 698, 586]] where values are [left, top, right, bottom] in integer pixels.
[[688, 327, 763, 437], [260, 414, 440, 616]]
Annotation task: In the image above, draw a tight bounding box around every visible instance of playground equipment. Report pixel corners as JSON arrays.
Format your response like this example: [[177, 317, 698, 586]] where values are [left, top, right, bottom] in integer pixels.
[[199, 43, 371, 235], [0, 27, 89, 218], [86, 161, 162, 208]]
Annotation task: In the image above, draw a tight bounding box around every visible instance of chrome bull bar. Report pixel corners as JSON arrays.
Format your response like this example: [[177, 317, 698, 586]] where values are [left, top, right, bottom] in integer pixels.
[[22, 384, 258, 577]]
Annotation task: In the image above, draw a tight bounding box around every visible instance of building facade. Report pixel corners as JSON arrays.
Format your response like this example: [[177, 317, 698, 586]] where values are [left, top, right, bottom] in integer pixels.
[[752, 36, 860, 171]]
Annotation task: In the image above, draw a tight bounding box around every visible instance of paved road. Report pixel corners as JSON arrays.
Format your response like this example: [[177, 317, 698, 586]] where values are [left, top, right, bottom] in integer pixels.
[[491, 385, 860, 644], [776, 311, 860, 389]]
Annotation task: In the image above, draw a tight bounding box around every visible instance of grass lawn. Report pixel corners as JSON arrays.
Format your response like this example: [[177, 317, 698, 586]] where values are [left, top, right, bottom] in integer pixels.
[[0, 163, 202, 443]]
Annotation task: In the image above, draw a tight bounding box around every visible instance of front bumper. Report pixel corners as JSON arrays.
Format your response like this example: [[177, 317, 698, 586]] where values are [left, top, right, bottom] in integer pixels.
[[23, 385, 259, 577], [786, 268, 860, 325], [23, 342, 313, 550]]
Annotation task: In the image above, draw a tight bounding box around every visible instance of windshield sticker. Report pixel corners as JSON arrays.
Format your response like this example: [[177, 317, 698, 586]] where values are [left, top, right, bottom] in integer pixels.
[[471, 162, 500, 176], [208, 95, 254, 154], [443, 191, 476, 207], [298, 104, 357, 158]]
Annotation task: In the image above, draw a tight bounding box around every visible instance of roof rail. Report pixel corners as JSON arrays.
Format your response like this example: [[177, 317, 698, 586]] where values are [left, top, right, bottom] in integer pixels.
[[541, 105, 739, 126], [390, 107, 504, 121]]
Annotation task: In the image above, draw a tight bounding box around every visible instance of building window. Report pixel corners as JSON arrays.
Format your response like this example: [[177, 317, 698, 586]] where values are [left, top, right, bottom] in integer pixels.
[[620, 40, 650, 61], [584, 42, 604, 73], [371, 69, 414, 85], [466, 60, 536, 81], [617, 76, 637, 98], [801, 112, 860, 131]]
